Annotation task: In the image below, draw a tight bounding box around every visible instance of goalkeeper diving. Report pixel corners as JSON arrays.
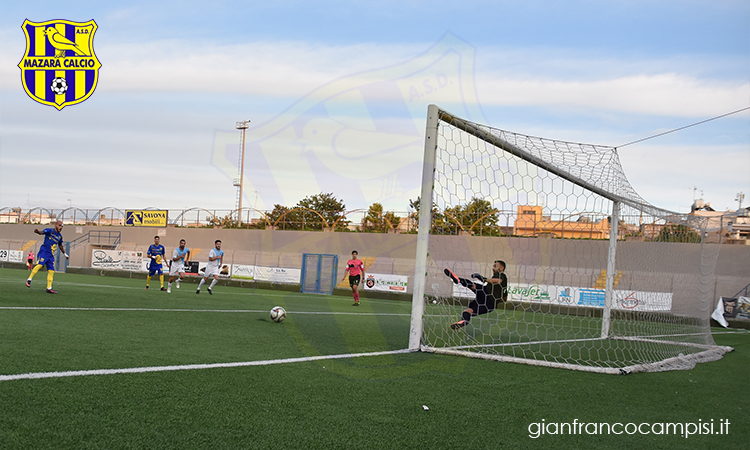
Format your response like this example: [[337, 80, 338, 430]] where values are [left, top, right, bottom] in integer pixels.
[[444, 260, 508, 329]]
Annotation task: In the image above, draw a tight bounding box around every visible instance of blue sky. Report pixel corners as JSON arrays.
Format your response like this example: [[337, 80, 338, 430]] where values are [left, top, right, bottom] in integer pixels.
[[1, 0, 748, 215]]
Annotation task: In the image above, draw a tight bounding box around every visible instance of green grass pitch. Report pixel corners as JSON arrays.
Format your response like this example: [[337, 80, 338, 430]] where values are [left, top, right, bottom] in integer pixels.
[[0, 268, 747, 449]]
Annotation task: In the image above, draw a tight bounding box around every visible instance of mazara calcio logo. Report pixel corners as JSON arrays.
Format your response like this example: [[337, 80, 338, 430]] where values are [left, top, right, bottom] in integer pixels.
[[18, 19, 101, 110]]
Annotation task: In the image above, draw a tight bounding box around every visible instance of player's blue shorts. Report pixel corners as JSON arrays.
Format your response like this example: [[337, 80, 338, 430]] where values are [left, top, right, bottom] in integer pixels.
[[148, 263, 163, 276], [36, 250, 55, 271]]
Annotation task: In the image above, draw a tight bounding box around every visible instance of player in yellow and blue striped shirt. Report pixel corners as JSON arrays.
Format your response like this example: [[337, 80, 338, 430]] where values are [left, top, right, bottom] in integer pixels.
[[26, 220, 69, 293], [146, 235, 167, 290]]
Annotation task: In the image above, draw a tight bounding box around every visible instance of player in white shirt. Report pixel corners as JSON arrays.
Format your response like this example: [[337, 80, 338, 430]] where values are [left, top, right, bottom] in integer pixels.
[[196, 240, 223, 295], [167, 239, 189, 293]]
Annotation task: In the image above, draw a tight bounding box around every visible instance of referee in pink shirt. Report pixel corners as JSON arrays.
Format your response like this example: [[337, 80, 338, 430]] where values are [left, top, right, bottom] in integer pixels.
[[342, 250, 365, 306]]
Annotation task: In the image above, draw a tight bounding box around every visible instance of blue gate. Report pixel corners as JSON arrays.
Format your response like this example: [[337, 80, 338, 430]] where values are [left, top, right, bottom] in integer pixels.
[[301, 253, 338, 295]]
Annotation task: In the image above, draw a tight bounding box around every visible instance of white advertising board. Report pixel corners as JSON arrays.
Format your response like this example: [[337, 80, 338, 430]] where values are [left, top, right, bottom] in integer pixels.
[[231, 264, 255, 280], [0, 249, 23, 263], [197, 262, 232, 279], [363, 273, 408, 292], [254, 266, 301, 284], [453, 282, 671, 312], [91, 250, 147, 272]]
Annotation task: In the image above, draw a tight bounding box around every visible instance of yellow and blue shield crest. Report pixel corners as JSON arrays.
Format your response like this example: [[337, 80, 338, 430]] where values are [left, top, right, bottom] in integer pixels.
[[18, 19, 101, 110]]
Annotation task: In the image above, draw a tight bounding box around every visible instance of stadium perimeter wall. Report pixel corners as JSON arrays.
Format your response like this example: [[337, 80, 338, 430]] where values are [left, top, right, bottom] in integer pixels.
[[1, 224, 748, 304]]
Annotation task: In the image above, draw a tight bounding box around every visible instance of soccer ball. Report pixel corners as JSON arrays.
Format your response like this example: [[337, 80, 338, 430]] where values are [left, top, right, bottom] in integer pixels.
[[50, 77, 68, 95], [270, 306, 286, 323]]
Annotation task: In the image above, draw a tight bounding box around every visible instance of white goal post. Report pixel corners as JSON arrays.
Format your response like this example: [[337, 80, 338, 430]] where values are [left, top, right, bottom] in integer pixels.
[[409, 104, 732, 374]]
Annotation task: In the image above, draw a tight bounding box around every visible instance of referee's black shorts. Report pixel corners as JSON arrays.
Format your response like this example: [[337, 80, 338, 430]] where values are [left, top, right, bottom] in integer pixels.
[[349, 274, 361, 287]]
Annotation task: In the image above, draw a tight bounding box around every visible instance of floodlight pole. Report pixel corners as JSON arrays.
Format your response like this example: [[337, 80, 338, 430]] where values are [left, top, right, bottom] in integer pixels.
[[235, 120, 251, 224]]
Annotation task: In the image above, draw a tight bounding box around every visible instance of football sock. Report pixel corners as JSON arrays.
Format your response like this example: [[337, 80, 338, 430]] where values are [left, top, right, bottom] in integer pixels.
[[168, 282, 172, 289], [29, 264, 42, 279], [47, 270, 54, 290], [146, 275, 151, 287], [462, 311, 472, 322], [209, 278, 218, 289], [159, 275, 164, 288], [353, 291, 359, 302], [198, 279, 205, 289]]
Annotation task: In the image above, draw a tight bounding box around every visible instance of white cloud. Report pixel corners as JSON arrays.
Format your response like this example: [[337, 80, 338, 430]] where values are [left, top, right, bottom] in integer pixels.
[[476, 74, 749, 118], [618, 143, 750, 211]]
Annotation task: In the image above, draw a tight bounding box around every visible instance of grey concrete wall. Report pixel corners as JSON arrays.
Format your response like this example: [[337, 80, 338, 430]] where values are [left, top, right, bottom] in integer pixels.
[[2, 224, 748, 301]]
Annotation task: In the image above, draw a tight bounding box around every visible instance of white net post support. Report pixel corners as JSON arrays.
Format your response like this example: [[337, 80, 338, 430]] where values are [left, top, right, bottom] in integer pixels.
[[409, 104, 440, 350], [410, 104, 733, 374], [601, 200, 620, 339]]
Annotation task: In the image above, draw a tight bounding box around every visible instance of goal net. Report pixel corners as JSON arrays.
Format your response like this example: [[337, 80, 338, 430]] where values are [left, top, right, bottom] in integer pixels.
[[408, 104, 733, 374]]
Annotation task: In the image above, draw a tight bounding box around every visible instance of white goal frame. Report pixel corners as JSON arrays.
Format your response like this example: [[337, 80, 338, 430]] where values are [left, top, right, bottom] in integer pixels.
[[408, 104, 732, 374]]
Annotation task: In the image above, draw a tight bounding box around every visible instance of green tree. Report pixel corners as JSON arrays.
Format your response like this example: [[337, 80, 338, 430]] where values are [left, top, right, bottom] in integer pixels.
[[464, 197, 499, 235], [296, 193, 349, 230], [267, 204, 301, 230], [408, 197, 446, 234], [440, 197, 499, 235], [363, 202, 402, 232], [655, 224, 701, 243]]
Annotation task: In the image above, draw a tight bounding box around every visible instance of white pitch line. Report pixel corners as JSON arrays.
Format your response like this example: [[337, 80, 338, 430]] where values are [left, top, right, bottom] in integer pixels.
[[0, 277, 411, 307], [0, 348, 416, 382], [0, 306, 411, 316]]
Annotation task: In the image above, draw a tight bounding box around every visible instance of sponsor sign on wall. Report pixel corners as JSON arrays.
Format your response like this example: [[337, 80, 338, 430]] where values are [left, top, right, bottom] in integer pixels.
[[125, 210, 168, 227], [231, 264, 255, 280], [91, 250, 146, 272], [452, 282, 671, 312], [363, 273, 408, 292], [197, 262, 232, 279], [0, 249, 23, 263], [253, 266, 301, 284]]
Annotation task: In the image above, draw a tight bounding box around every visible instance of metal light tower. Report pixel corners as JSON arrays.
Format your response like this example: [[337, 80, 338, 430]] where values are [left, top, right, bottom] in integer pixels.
[[235, 120, 251, 224]]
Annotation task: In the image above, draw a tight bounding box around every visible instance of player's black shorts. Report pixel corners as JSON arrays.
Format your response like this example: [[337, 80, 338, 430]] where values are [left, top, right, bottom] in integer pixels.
[[349, 275, 361, 287]]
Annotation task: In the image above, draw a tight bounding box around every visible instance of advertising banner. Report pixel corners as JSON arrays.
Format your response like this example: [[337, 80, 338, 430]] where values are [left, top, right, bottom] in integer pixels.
[[363, 273, 408, 292], [231, 264, 255, 280], [184, 261, 201, 276], [121, 251, 145, 272], [453, 282, 671, 312], [197, 262, 232, 279], [91, 249, 123, 269], [254, 266, 301, 284], [0, 249, 23, 263], [91, 249, 147, 272], [125, 210, 168, 227], [7, 250, 23, 263]]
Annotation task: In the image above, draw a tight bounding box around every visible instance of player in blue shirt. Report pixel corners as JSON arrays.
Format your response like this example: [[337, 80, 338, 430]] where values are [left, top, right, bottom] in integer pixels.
[[26, 220, 69, 294], [146, 235, 167, 291]]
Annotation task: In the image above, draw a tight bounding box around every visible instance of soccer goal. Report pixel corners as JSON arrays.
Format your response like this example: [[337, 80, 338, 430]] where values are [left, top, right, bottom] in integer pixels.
[[408, 104, 733, 374]]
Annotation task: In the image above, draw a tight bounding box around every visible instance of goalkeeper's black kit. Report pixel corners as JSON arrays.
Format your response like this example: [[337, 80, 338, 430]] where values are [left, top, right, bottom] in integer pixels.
[[469, 270, 507, 315]]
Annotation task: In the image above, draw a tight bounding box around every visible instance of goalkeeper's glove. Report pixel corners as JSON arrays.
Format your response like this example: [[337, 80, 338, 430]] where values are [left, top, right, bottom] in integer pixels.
[[471, 273, 486, 282]]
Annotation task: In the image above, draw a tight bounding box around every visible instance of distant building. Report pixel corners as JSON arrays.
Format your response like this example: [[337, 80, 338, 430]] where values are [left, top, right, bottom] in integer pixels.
[[691, 199, 749, 244], [512, 205, 610, 239]]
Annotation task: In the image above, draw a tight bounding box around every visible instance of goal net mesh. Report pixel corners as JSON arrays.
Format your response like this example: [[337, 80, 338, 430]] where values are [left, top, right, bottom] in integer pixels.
[[414, 105, 732, 374]]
